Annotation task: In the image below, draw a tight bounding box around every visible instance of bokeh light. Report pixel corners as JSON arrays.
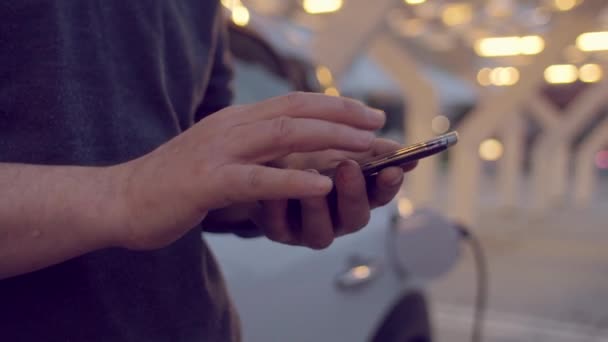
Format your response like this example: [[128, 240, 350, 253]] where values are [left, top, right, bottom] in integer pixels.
[[596, 150, 608, 170], [479, 139, 504, 161], [544, 64, 578, 84], [554, 0, 578, 12], [441, 3, 473, 27], [232, 6, 250, 26], [316, 66, 334, 87], [324, 86, 340, 96], [431, 115, 451, 134], [475, 35, 544, 57], [579, 64, 602, 83], [303, 0, 343, 14], [350, 265, 371, 280], [488, 67, 520, 86], [398, 197, 415, 218], [477, 68, 492, 86], [576, 31, 608, 52], [404, 0, 426, 5]]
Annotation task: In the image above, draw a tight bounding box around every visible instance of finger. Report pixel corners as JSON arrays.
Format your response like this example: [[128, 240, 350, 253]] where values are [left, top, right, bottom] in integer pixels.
[[369, 167, 404, 208], [280, 138, 409, 173], [370, 139, 418, 172], [299, 171, 334, 249], [334, 160, 371, 236], [354, 138, 420, 171], [231, 117, 376, 163], [401, 161, 418, 173], [370, 138, 403, 156], [239, 92, 386, 130], [256, 200, 296, 244], [215, 165, 333, 208], [279, 150, 351, 172], [329, 138, 403, 164]]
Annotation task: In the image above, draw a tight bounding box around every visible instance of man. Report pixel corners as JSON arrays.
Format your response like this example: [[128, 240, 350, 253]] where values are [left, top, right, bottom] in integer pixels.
[[0, 1, 414, 341]]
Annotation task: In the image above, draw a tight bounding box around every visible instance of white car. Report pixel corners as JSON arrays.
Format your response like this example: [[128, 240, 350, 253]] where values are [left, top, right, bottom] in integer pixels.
[[208, 203, 463, 342], [204, 23, 462, 342]]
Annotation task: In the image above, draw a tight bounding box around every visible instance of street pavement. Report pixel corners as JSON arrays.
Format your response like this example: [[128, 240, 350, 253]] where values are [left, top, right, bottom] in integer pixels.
[[429, 198, 608, 342]]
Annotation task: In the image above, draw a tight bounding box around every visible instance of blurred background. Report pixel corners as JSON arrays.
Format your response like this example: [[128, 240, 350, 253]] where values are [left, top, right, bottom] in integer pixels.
[[206, 0, 608, 341]]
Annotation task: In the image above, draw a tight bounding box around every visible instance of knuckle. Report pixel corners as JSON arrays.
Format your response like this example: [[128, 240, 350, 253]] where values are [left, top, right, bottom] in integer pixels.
[[284, 91, 306, 110], [224, 127, 239, 144], [339, 97, 357, 113], [246, 167, 263, 189], [271, 116, 294, 147], [224, 123, 245, 147], [216, 166, 238, 206], [211, 105, 246, 130], [341, 97, 366, 116]]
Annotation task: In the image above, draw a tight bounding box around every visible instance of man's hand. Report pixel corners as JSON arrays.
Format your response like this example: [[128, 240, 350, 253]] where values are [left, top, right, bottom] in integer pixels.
[[243, 139, 416, 249], [117, 93, 387, 250]]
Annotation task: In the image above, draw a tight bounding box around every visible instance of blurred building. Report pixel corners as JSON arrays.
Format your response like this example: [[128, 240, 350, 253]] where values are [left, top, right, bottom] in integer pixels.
[[222, 0, 608, 227]]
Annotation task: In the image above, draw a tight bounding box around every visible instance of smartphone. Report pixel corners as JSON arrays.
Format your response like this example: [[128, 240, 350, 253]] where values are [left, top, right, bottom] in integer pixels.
[[321, 131, 458, 179], [360, 131, 458, 177], [289, 132, 458, 219]]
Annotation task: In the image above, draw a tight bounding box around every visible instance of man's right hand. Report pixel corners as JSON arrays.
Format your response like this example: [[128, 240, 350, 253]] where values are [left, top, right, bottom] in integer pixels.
[[114, 92, 386, 250]]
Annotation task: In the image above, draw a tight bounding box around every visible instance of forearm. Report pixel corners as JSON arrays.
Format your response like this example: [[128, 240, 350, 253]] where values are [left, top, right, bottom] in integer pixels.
[[0, 163, 125, 279]]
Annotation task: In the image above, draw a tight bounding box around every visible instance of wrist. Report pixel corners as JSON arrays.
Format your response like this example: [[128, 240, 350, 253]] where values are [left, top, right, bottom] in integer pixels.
[[104, 155, 213, 250], [97, 163, 139, 249]]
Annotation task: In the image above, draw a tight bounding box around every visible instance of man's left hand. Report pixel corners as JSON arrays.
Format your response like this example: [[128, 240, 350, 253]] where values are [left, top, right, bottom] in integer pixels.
[[242, 138, 416, 249]]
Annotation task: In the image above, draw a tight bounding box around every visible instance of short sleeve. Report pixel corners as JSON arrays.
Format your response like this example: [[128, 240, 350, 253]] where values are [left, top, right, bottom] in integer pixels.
[[194, 13, 234, 121]]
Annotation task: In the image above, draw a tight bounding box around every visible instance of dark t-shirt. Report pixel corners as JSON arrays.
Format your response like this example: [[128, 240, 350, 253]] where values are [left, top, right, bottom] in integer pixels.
[[0, 1, 239, 341]]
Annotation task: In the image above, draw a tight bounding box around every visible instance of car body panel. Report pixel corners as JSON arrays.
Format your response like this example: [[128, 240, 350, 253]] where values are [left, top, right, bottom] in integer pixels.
[[205, 204, 422, 341]]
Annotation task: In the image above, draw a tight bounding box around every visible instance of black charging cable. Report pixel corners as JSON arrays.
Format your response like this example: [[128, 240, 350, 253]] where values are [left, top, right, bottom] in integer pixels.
[[454, 224, 488, 342], [387, 214, 489, 342]]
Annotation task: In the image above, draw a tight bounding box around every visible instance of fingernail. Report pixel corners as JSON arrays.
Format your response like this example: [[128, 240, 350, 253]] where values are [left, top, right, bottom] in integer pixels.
[[316, 175, 333, 192], [367, 109, 386, 125], [305, 169, 331, 191]]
